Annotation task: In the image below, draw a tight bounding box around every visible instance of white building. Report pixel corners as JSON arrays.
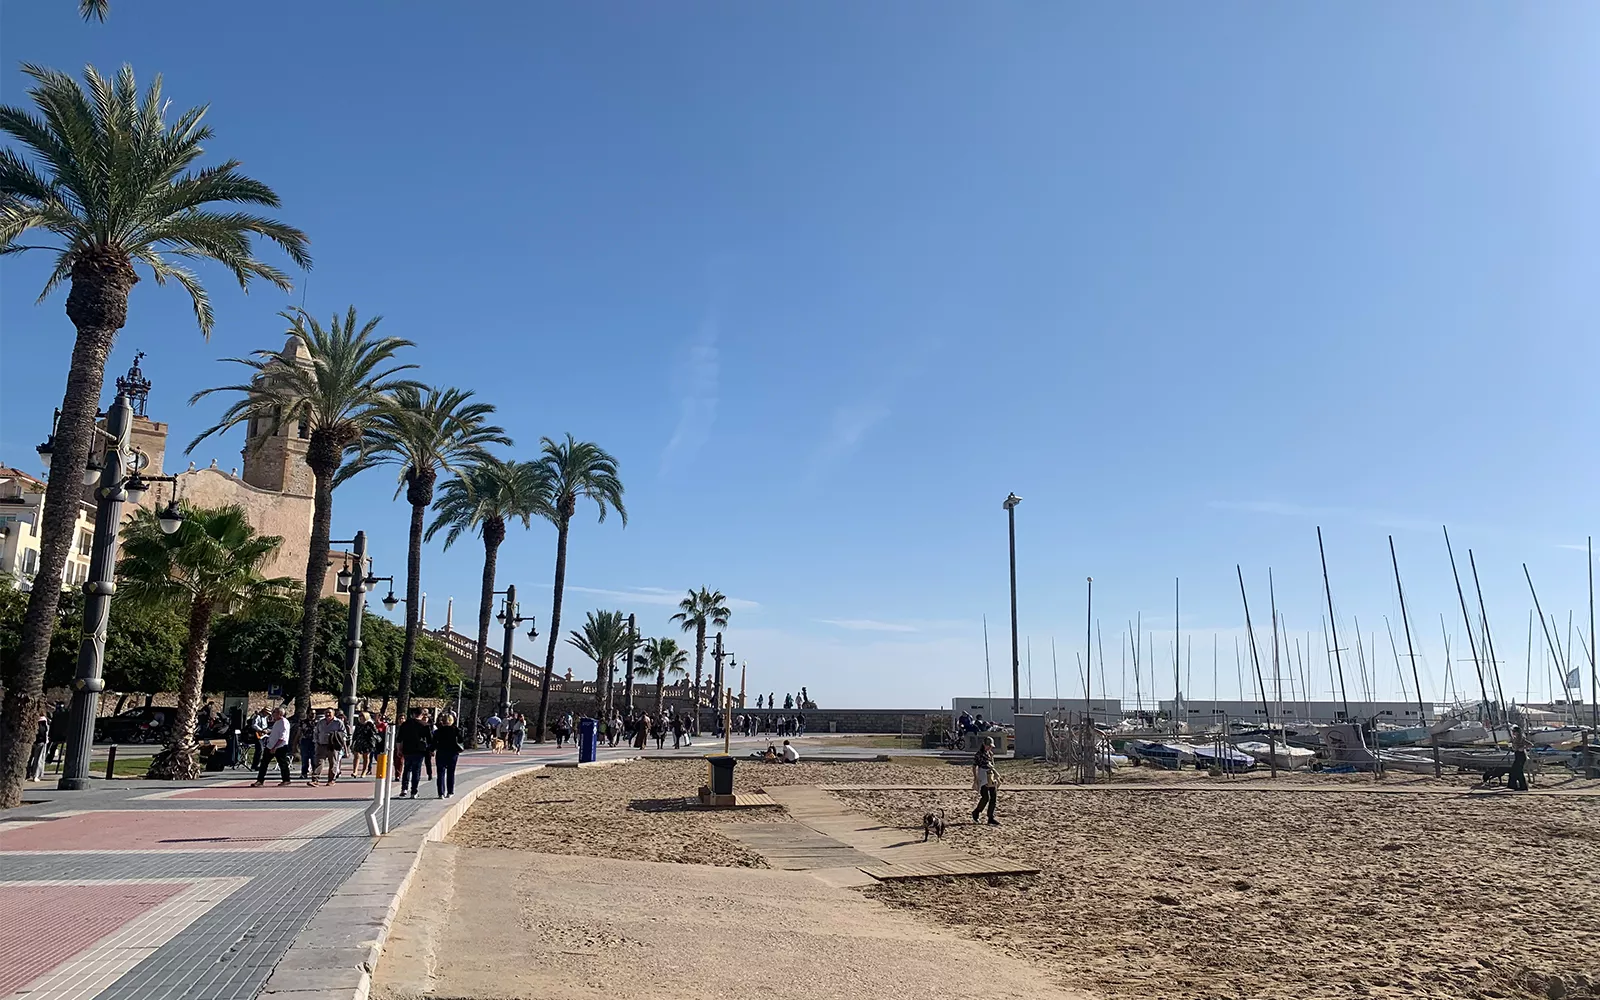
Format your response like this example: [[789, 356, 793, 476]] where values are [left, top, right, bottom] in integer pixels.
[[0, 465, 98, 591], [952, 697, 1123, 727]]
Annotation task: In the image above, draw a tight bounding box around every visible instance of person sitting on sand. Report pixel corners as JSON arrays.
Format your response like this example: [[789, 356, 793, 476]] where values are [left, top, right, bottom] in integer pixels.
[[781, 740, 800, 764]]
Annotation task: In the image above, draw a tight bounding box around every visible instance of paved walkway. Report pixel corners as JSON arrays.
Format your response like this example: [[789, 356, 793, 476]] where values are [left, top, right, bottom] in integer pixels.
[[0, 737, 757, 1000]]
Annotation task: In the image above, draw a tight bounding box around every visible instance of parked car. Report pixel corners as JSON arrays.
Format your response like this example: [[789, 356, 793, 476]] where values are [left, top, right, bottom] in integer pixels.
[[94, 707, 171, 744]]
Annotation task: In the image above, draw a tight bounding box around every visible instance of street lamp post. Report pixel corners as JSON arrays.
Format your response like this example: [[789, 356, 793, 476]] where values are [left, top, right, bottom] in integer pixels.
[[1003, 492, 1023, 718], [494, 584, 535, 721], [49, 389, 183, 791], [330, 533, 374, 722], [711, 632, 725, 735], [622, 613, 637, 718]]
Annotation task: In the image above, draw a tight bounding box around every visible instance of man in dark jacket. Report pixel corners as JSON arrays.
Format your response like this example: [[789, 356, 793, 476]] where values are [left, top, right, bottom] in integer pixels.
[[46, 701, 68, 763], [395, 707, 432, 799]]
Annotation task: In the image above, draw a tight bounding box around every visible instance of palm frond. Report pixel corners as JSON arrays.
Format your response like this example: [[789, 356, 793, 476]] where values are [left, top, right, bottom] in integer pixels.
[[0, 61, 308, 334]]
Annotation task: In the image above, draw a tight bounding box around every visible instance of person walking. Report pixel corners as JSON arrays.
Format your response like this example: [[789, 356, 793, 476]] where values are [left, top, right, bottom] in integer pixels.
[[422, 708, 435, 782], [395, 707, 432, 799], [972, 736, 1000, 825], [351, 712, 378, 777], [511, 713, 527, 752], [434, 711, 465, 798], [250, 708, 294, 786], [46, 701, 68, 763], [485, 712, 503, 751], [1509, 725, 1533, 791], [311, 707, 347, 785], [28, 712, 49, 781], [634, 713, 650, 750]]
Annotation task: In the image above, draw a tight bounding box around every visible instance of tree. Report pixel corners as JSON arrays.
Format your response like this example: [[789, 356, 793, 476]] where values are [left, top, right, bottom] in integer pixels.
[[533, 435, 625, 742], [116, 504, 296, 779], [189, 307, 417, 752], [633, 637, 687, 716], [348, 386, 507, 720], [426, 457, 551, 745], [567, 609, 627, 717], [79, 0, 109, 21], [0, 63, 309, 807], [671, 588, 731, 733]]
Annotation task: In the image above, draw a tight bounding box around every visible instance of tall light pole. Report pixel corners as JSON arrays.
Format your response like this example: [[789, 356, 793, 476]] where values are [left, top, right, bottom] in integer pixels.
[[49, 371, 184, 791], [495, 585, 535, 721], [711, 632, 725, 734], [1003, 492, 1023, 718], [331, 532, 369, 722], [622, 613, 637, 717]]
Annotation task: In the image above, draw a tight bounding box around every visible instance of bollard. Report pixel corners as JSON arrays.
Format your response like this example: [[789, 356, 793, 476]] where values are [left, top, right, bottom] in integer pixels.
[[366, 727, 393, 837], [104, 745, 118, 780]]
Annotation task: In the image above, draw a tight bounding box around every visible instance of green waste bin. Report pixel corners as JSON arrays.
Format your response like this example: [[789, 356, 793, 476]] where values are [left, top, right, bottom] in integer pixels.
[[705, 754, 736, 796]]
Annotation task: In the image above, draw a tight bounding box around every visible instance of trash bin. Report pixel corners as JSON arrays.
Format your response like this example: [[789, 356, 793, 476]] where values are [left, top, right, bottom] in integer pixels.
[[705, 754, 736, 796], [577, 717, 598, 764]]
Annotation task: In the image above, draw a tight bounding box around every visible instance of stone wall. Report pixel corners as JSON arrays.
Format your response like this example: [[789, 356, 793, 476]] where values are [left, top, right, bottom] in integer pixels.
[[740, 708, 944, 735]]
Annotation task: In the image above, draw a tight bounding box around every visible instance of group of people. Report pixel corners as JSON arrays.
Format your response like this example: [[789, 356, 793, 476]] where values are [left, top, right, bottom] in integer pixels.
[[245, 703, 466, 799], [481, 711, 529, 751]]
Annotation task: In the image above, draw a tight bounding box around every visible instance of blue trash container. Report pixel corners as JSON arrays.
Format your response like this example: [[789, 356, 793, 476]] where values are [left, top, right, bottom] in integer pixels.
[[577, 717, 599, 763]]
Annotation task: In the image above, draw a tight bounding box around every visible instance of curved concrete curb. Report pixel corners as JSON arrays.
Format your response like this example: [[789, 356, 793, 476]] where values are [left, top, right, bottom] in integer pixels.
[[255, 762, 546, 1000]]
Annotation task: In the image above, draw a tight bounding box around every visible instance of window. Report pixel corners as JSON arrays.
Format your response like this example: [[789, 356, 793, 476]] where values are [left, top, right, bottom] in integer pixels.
[[22, 549, 37, 575], [78, 529, 92, 556]]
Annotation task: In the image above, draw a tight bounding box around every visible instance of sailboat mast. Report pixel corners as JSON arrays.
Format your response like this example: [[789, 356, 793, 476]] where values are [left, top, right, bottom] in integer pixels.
[[1590, 537, 1597, 734], [982, 614, 993, 703], [1173, 578, 1181, 735], [1467, 550, 1510, 730], [1444, 527, 1494, 727], [1524, 565, 1568, 721], [1269, 570, 1282, 730], [1388, 537, 1428, 723], [1317, 527, 1352, 720], [1236, 565, 1278, 777]]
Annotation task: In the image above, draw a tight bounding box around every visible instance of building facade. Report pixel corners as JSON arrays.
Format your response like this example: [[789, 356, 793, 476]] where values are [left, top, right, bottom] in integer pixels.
[[4, 352, 337, 596]]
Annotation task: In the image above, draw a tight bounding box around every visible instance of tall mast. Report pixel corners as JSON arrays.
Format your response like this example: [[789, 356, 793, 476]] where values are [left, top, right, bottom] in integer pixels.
[[1524, 565, 1567, 719], [1467, 549, 1510, 731], [1317, 527, 1352, 720], [1388, 536, 1427, 723], [1590, 537, 1597, 734], [982, 614, 993, 703], [1236, 565, 1277, 776], [1269, 570, 1282, 730], [1173, 577, 1181, 735], [1443, 527, 1493, 726]]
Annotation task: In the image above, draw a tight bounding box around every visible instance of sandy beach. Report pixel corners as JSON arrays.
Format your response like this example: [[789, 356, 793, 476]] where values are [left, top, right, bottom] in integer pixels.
[[837, 784, 1599, 1000], [451, 756, 1598, 999]]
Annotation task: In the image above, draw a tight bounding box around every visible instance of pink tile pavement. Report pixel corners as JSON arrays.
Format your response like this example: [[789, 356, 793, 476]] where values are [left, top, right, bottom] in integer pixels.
[[0, 882, 186, 994], [166, 782, 372, 801], [0, 808, 336, 853]]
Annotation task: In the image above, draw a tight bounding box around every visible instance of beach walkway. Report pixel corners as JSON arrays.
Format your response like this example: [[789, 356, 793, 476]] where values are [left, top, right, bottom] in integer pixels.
[[0, 738, 722, 1000]]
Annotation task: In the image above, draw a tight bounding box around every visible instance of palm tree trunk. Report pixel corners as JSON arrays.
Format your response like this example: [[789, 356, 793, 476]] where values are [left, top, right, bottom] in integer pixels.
[[149, 598, 212, 780], [466, 523, 503, 748], [0, 260, 132, 809], [692, 621, 707, 733], [535, 516, 571, 742], [395, 467, 435, 720], [294, 443, 339, 754]]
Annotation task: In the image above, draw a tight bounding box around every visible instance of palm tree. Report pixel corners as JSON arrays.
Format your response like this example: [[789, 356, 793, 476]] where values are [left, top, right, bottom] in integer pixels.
[[0, 64, 309, 808], [533, 435, 625, 742], [633, 637, 688, 716], [427, 457, 551, 746], [79, 0, 109, 20], [348, 386, 508, 719], [567, 610, 628, 717], [116, 504, 297, 779], [189, 307, 417, 748], [671, 588, 732, 733]]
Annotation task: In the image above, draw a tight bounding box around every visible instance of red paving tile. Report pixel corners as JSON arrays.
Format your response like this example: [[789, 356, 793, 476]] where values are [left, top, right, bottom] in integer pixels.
[[0, 808, 336, 853], [168, 782, 372, 801], [0, 882, 186, 994]]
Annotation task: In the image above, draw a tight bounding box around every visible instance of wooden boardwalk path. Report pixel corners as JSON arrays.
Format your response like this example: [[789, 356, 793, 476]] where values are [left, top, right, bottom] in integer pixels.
[[741, 785, 1039, 883]]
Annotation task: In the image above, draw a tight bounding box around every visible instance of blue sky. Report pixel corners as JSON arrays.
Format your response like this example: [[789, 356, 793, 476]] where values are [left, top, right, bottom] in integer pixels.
[[3, 4, 1598, 710]]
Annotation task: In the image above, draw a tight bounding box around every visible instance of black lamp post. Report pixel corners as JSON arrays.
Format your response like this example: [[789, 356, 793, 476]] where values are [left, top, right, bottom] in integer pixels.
[[51, 383, 184, 791], [1003, 492, 1023, 718], [494, 585, 535, 720], [330, 532, 379, 722]]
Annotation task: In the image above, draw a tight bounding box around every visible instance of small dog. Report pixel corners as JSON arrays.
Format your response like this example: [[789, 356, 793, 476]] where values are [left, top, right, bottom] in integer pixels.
[[489, 737, 506, 753], [922, 809, 946, 842]]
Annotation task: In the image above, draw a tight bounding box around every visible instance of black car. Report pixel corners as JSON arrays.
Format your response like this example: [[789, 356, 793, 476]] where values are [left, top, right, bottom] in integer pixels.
[[94, 707, 172, 744]]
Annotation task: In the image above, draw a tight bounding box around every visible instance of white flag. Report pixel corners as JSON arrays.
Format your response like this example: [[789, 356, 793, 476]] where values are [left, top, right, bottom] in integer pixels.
[[1565, 667, 1581, 690]]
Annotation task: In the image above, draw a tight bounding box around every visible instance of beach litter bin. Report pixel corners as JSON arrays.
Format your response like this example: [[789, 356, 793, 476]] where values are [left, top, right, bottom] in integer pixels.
[[578, 717, 598, 764], [706, 754, 736, 796]]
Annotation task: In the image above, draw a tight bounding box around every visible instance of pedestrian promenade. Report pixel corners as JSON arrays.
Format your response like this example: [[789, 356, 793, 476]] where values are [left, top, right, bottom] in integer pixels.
[[0, 740, 588, 1000]]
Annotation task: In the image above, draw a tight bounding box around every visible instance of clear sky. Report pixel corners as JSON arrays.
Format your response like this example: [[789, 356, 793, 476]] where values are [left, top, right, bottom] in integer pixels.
[[3, 4, 1598, 711]]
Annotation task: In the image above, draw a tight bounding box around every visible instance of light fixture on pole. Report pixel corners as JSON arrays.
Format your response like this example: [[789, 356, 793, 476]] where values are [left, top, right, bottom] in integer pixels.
[[59, 361, 186, 791], [1002, 492, 1023, 718], [494, 585, 535, 721], [331, 533, 377, 722]]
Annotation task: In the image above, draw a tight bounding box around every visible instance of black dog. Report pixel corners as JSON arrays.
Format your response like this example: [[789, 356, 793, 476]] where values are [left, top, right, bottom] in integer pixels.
[[922, 809, 946, 842]]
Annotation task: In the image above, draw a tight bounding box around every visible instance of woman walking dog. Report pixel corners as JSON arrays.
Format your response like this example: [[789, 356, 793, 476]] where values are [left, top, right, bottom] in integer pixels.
[[972, 736, 1000, 825]]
